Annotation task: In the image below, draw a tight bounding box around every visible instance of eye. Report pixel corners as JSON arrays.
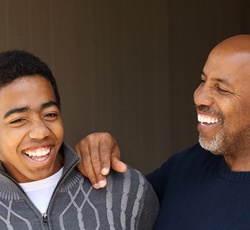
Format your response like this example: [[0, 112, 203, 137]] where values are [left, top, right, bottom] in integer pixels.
[[199, 80, 205, 86], [216, 85, 229, 93], [10, 118, 25, 124], [45, 113, 57, 117], [199, 76, 206, 85], [197, 78, 205, 88], [9, 118, 27, 127], [43, 112, 59, 121]]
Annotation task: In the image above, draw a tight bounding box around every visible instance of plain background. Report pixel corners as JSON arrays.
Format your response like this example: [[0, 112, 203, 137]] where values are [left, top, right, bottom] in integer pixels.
[[0, 0, 250, 174]]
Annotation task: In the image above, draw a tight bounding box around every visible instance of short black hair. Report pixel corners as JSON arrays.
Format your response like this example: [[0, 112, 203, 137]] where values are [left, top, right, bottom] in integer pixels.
[[0, 50, 60, 109]]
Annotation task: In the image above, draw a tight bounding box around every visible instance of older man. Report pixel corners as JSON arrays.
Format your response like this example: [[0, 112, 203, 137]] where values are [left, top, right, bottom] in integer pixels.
[[76, 34, 250, 229]]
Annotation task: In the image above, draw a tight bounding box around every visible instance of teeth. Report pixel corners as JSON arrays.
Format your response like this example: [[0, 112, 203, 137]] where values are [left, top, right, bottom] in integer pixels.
[[25, 147, 50, 157], [198, 114, 219, 124]]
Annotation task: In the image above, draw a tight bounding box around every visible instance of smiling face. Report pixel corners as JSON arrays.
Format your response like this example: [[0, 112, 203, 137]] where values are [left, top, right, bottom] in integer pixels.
[[0, 75, 64, 182], [194, 36, 250, 157]]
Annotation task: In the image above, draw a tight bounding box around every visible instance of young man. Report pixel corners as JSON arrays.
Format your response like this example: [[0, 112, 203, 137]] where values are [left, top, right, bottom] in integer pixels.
[[0, 50, 159, 229], [77, 34, 250, 229]]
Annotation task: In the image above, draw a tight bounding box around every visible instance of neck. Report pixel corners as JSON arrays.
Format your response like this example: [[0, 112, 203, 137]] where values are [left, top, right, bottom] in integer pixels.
[[224, 154, 250, 171]]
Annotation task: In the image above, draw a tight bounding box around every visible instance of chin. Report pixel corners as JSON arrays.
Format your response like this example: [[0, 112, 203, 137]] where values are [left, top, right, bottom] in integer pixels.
[[199, 135, 224, 155]]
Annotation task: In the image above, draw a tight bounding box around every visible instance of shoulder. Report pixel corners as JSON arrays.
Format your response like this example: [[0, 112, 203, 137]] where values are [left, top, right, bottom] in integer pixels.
[[108, 165, 159, 228], [146, 143, 216, 201], [107, 165, 157, 197], [148, 143, 212, 177]]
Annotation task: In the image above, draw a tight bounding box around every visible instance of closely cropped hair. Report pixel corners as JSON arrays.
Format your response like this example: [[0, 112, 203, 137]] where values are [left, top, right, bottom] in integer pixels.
[[0, 50, 61, 109]]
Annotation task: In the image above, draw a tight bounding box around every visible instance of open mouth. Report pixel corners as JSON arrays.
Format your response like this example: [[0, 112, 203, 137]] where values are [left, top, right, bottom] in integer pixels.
[[23, 146, 51, 162], [198, 114, 220, 125]]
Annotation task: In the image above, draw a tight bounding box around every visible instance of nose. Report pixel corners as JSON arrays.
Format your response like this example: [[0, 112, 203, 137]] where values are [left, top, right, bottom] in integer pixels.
[[193, 84, 213, 107], [28, 120, 50, 140]]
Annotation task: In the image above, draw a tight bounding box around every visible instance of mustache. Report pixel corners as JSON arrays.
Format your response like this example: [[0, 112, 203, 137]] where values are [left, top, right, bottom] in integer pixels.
[[195, 105, 223, 118]]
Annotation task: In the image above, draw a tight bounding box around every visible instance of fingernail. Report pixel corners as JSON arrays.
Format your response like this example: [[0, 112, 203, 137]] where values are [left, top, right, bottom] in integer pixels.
[[98, 180, 107, 188], [101, 168, 109, 175], [93, 183, 100, 189]]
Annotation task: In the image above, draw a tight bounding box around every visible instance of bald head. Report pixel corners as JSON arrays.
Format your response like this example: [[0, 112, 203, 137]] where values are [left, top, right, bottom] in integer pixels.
[[194, 34, 250, 160], [212, 34, 250, 54], [205, 35, 250, 77]]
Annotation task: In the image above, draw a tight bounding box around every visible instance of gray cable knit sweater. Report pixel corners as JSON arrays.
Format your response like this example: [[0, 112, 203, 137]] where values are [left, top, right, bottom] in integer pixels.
[[0, 142, 159, 229]]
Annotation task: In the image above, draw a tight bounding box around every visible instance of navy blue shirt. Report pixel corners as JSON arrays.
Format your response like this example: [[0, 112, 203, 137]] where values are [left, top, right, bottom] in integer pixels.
[[146, 144, 250, 230]]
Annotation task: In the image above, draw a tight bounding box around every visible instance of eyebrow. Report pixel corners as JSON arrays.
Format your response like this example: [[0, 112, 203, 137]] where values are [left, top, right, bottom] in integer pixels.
[[3, 100, 59, 119], [201, 71, 230, 85]]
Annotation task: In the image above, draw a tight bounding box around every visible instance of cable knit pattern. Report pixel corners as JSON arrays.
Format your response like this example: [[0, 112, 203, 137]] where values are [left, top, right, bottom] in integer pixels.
[[0, 142, 159, 230]]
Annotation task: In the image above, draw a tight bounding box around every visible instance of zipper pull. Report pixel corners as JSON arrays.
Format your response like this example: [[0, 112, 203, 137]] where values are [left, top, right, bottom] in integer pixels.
[[42, 213, 48, 223]]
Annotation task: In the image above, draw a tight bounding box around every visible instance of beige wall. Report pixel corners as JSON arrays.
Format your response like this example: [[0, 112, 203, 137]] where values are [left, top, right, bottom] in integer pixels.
[[0, 0, 249, 174]]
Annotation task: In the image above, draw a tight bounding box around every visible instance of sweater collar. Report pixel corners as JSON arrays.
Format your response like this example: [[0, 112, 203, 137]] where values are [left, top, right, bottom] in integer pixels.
[[217, 156, 250, 182]]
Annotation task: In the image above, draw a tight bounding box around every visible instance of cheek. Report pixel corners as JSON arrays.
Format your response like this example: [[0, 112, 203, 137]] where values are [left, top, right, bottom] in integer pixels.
[[0, 137, 17, 162], [224, 103, 250, 128], [56, 125, 64, 141], [49, 120, 64, 142], [237, 109, 250, 125], [0, 128, 24, 150]]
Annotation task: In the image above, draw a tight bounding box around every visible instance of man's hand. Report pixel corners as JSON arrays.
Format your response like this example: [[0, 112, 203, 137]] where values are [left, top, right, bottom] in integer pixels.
[[75, 132, 127, 189]]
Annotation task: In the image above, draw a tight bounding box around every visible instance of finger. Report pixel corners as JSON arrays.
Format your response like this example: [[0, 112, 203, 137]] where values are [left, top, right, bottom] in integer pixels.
[[75, 140, 101, 189], [112, 158, 127, 172], [111, 152, 127, 173], [110, 144, 127, 173], [99, 135, 113, 175], [88, 142, 108, 187]]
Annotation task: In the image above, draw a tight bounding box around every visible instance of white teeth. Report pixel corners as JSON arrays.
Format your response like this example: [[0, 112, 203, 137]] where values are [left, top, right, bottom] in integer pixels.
[[198, 114, 219, 124], [25, 147, 50, 157]]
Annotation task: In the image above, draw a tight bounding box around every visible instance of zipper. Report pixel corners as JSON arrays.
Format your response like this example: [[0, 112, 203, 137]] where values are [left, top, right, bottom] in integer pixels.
[[42, 213, 48, 223]]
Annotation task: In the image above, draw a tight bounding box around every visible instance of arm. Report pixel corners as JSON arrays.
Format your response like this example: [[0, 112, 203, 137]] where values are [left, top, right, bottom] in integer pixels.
[[74, 132, 127, 189]]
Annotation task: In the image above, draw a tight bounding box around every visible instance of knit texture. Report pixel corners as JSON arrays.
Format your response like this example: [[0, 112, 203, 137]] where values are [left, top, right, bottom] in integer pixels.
[[146, 143, 250, 230], [0, 142, 159, 230]]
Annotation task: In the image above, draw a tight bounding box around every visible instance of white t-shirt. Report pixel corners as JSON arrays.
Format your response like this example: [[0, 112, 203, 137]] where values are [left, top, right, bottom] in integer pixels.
[[19, 167, 63, 214]]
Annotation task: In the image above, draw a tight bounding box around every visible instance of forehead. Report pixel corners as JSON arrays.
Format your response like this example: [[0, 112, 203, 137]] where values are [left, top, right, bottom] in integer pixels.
[[203, 50, 250, 85], [0, 76, 56, 111]]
